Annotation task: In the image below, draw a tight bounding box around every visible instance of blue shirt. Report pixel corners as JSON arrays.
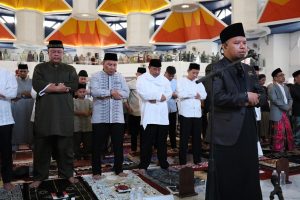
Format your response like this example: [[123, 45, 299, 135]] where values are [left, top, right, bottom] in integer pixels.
[[167, 79, 177, 113]]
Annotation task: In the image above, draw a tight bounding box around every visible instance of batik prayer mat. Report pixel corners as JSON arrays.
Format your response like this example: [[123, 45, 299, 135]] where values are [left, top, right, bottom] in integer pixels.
[[82, 171, 162, 200], [138, 168, 204, 195], [259, 158, 300, 171], [129, 149, 179, 157], [14, 150, 32, 161], [22, 177, 97, 200], [0, 184, 23, 200], [261, 150, 300, 166], [170, 161, 209, 171], [74, 156, 139, 175]]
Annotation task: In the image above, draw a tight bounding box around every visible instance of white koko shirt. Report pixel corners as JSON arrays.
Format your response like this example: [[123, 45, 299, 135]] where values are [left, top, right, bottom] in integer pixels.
[[0, 68, 18, 126], [177, 77, 207, 118], [136, 72, 172, 129]]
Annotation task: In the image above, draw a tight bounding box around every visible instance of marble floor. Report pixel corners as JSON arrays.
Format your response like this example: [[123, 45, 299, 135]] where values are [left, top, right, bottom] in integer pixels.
[[172, 174, 300, 200]]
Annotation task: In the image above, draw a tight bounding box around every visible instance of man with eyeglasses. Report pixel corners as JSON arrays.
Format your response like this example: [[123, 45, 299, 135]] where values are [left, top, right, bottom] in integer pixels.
[[11, 64, 34, 151], [30, 40, 79, 188], [268, 68, 294, 152]]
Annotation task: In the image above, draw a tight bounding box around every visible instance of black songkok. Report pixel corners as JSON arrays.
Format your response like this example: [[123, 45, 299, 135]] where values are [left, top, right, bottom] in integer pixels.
[[18, 64, 28, 70], [271, 68, 282, 77], [292, 70, 300, 78], [166, 66, 176, 75], [47, 40, 64, 49], [104, 53, 118, 61], [78, 70, 88, 77], [137, 67, 146, 74], [149, 59, 162, 68], [220, 23, 245, 44], [77, 84, 86, 90], [188, 63, 200, 70]]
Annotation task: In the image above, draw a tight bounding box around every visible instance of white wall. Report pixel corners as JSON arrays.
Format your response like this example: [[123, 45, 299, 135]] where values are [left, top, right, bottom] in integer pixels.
[[0, 61, 209, 80], [289, 30, 300, 78], [258, 33, 291, 84]]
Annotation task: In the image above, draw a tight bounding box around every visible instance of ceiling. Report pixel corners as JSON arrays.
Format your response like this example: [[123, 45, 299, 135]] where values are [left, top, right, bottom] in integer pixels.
[[0, 0, 300, 51]]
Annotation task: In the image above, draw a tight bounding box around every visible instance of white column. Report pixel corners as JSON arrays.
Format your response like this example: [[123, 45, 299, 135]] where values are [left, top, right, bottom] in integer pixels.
[[289, 31, 300, 78], [15, 10, 44, 48], [126, 13, 154, 51], [170, 0, 199, 12], [72, 0, 98, 20], [231, 0, 270, 38], [259, 34, 290, 83]]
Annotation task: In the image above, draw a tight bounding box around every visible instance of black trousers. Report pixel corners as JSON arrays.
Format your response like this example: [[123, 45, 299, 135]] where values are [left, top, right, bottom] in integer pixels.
[[92, 123, 124, 175], [168, 112, 177, 149], [73, 131, 92, 159], [128, 115, 141, 151], [179, 115, 202, 165], [0, 125, 13, 183], [206, 109, 262, 200], [202, 112, 208, 139], [33, 135, 74, 181], [138, 124, 169, 170]]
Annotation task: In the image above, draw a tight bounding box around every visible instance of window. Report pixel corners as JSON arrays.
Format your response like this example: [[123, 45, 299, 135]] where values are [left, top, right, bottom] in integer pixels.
[[2, 16, 15, 23]]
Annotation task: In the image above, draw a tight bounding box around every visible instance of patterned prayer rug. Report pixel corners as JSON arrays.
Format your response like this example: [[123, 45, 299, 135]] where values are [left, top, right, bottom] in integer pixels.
[[22, 177, 97, 200], [74, 155, 138, 175], [0, 184, 23, 200], [138, 167, 205, 194], [262, 150, 300, 162], [82, 171, 162, 200], [259, 158, 300, 171], [170, 161, 208, 171]]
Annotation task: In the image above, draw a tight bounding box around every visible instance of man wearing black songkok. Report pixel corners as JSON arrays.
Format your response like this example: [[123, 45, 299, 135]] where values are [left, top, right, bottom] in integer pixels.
[[290, 70, 300, 147], [30, 40, 78, 188], [124, 67, 146, 153], [268, 68, 294, 151], [205, 23, 265, 200], [136, 59, 172, 172]]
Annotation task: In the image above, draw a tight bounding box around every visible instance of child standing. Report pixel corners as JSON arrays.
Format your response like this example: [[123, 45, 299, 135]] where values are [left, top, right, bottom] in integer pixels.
[[74, 84, 93, 160]]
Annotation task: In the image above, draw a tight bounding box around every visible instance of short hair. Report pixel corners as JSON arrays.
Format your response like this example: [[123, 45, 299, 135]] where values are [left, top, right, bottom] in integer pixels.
[[258, 74, 266, 80]]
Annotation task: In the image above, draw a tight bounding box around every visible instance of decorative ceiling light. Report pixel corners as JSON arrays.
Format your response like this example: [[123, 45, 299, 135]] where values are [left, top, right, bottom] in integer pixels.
[[171, 0, 199, 13]]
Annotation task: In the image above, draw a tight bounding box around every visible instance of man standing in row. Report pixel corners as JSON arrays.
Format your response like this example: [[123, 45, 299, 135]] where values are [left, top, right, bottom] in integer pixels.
[[124, 67, 146, 153], [164, 66, 178, 152], [269, 68, 294, 152], [91, 53, 129, 179], [30, 40, 78, 188], [137, 59, 172, 173], [290, 70, 300, 148], [177, 63, 207, 165], [0, 68, 17, 191], [11, 64, 34, 150]]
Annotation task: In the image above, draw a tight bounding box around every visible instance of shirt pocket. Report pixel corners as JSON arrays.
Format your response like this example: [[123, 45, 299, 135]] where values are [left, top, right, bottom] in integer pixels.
[[113, 81, 122, 90]]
